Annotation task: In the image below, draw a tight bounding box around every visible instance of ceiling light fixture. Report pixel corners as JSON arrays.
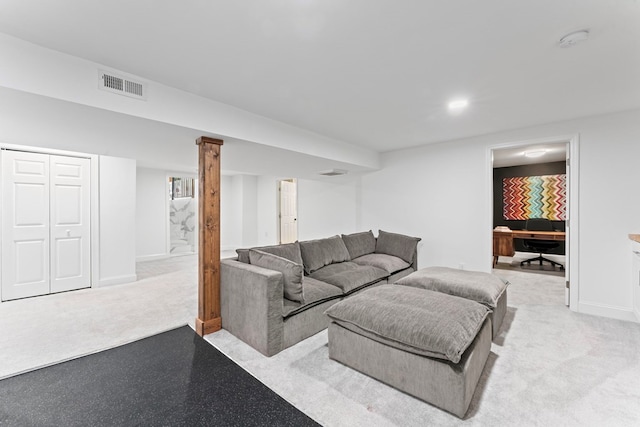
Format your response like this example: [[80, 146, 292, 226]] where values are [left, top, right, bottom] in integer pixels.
[[524, 150, 547, 158], [318, 168, 348, 176], [559, 29, 589, 48], [448, 99, 469, 111]]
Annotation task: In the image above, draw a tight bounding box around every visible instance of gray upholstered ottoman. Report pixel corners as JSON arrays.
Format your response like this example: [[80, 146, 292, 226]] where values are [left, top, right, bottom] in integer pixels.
[[325, 285, 492, 418], [396, 267, 508, 337]]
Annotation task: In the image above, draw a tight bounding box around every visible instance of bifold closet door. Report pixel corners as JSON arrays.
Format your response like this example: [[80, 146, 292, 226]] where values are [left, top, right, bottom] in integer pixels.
[[1, 151, 51, 300], [49, 155, 90, 294], [1, 151, 91, 301]]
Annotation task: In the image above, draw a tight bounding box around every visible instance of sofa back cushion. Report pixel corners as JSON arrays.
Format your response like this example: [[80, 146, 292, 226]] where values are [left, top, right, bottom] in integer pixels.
[[299, 235, 351, 274], [341, 230, 376, 260], [375, 230, 421, 264], [249, 249, 305, 303], [237, 242, 303, 265]]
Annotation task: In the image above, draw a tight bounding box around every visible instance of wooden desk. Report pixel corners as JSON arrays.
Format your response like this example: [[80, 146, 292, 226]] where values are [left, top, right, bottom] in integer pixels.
[[493, 230, 565, 266]]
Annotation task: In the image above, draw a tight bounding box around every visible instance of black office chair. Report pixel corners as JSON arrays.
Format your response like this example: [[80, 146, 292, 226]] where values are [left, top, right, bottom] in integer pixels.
[[520, 218, 564, 270]]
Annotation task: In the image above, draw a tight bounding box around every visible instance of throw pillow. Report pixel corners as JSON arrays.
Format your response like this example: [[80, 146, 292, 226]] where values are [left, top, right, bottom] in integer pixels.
[[237, 242, 303, 265], [249, 249, 304, 303], [341, 230, 376, 260], [375, 230, 421, 264]]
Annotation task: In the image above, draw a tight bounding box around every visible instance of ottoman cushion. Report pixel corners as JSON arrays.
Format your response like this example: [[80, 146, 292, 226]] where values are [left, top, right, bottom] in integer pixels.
[[324, 285, 490, 363], [396, 266, 508, 309]]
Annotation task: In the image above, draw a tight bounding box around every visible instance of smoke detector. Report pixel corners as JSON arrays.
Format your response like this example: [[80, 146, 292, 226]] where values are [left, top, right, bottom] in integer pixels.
[[318, 169, 348, 176], [559, 30, 589, 48]]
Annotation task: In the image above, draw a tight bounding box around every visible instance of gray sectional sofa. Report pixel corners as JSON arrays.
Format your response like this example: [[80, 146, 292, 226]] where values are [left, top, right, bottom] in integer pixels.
[[221, 230, 421, 356]]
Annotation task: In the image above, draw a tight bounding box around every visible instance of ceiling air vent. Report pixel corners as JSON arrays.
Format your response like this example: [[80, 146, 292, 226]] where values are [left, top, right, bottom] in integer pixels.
[[318, 169, 348, 176], [99, 70, 147, 100]]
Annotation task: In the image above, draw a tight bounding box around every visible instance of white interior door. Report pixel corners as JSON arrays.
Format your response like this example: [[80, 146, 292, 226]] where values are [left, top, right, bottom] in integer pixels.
[[2, 150, 51, 301], [50, 155, 91, 293], [279, 180, 297, 244]]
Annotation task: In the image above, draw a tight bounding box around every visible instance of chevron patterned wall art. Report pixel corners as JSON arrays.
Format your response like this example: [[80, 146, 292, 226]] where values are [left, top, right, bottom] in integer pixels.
[[503, 174, 566, 220]]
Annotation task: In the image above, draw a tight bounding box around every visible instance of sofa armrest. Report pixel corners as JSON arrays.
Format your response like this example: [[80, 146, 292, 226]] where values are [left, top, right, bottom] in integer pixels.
[[221, 259, 284, 356]]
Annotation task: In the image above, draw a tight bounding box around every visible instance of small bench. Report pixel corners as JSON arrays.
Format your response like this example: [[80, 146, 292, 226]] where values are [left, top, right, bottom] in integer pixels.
[[396, 267, 508, 337], [325, 285, 492, 418]]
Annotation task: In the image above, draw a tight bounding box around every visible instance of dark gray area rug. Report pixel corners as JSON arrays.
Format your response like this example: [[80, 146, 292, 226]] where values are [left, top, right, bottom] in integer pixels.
[[0, 326, 319, 427]]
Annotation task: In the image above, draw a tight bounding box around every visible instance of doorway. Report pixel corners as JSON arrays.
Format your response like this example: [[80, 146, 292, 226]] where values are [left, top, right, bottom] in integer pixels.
[[1, 149, 91, 301], [489, 135, 579, 310], [168, 176, 197, 255], [278, 179, 297, 244]]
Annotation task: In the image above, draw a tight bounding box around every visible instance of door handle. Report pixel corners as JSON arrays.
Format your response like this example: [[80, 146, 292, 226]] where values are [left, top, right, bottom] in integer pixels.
[[66, 230, 71, 237]]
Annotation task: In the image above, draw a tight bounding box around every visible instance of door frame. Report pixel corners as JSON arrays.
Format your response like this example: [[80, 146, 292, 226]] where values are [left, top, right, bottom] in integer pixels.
[[0, 143, 99, 302], [487, 134, 580, 311], [165, 173, 199, 256], [277, 178, 298, 244]]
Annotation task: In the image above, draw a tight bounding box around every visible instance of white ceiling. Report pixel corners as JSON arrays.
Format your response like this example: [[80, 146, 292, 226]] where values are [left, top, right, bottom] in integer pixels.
[[0, 0, 638, 155], [492, 143, 566, 168]]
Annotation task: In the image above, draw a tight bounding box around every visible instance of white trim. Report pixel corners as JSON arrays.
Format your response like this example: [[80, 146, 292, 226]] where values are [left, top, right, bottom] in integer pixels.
[[90, 155, 100, 289], [487, 134, 579, 311], [97, 274, 138, 287], [567, 134, 580, 311], [277, 178, 298, 244], [578, 301, 637, 323], [0, 142, 100, 301], [165, 173, 171, 256], [136, 254, 171, 262]]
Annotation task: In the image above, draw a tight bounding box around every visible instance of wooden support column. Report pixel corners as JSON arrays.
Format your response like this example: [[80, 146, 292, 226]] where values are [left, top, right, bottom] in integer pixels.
[[195, 136, 224, 336]]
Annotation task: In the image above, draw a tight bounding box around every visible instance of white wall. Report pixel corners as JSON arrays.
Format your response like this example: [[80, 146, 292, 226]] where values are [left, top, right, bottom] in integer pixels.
[[256, 176, 278, 245], [241, 175, 258, 246], [297, 178, 359, 240], [135, 168, 168, 260], [99, 155, 137, 286], [219, 174, 360, 250], [359, 108, 640, 321], [221, 175, 239, 250]]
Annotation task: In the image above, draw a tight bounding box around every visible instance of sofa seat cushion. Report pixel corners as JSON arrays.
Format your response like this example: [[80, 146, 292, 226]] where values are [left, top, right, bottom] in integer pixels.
[[341, 230, 376, 260], [310, 263, 388, 294], [282, 277, 342, 318], [237, 242, 303, 265], [308, 261, 359, 279], [396, 266, 508, 309], [299, 236, 351, 274], [325, 285, 490, 364], [352, 253, 410, 275]]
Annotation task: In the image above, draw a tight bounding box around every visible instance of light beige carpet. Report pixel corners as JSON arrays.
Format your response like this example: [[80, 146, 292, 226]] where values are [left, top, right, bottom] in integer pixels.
[[0, 255, 197, 380], [206, 269, 640, 426], [2, 256, 639, 426]]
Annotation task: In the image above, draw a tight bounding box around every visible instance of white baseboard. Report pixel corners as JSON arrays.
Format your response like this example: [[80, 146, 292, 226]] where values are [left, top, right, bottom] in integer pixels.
[[634, 307, 640, 323], [578, 301, 637, 322], [96, 274, 138, 287], [136, 254, 170, 262]]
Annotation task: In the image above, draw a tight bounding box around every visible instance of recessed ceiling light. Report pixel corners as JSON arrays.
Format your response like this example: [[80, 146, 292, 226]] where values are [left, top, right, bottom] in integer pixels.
[[559, 29, 589, 48], [524, 150, 547, 158], [448, 99, 469, 111]]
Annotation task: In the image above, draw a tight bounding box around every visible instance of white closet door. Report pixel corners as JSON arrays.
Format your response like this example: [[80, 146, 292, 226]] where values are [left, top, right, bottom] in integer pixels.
[[50, 155, 90, 293], [1, 150, 51, 301]]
